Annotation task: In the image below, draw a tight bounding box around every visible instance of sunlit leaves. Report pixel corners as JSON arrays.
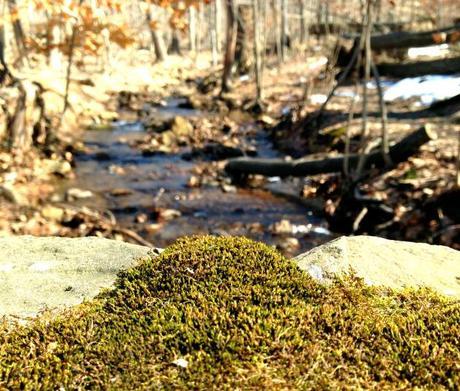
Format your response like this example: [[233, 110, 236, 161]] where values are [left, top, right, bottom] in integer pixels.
[[2, 0, 212, 58]]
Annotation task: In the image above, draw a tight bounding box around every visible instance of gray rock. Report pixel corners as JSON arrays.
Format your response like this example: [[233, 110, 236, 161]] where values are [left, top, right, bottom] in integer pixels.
[[66, 187, 94, 201], [0, 236, 153, 320], [171, 116, 193, 137], [43, 159, 72, 176], [295, 235, 460, 298]]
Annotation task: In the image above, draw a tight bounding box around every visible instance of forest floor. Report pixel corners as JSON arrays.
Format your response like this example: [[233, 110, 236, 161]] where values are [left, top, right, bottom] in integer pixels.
[[0, 48, 458, 254]]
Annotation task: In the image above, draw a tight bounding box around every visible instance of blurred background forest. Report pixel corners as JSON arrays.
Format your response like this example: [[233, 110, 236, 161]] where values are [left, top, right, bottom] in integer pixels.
[[0, 0, 459, 256]]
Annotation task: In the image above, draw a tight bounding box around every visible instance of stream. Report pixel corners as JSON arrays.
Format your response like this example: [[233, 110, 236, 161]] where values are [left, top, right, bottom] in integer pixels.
[[61, 100, 332, 256]]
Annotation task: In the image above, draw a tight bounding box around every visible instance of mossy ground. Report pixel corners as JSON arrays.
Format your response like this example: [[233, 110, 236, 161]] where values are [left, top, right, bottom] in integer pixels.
[[0, 236, 459, 389]]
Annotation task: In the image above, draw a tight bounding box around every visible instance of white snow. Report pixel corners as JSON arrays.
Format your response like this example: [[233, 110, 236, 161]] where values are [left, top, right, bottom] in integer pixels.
[[382, 75, 460, 105], [0, 263, 14, 272], [29, 261, 53, 272], [407, 44, 449, 59], [310, 94, 328, 104]]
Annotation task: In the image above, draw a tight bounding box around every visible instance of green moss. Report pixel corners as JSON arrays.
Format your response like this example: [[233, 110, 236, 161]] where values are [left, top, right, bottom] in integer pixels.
[[0, 236, 459, 389]]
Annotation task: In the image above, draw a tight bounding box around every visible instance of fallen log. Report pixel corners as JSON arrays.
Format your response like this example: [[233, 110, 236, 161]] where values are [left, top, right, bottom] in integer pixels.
[[426, 93, 460, 116], [336, 25, 460, 72], [226, 125, 436, 178], [314, 93, 460, 127], [309, 22, 349, 35], [344, 23, 460, 50], [377, 56, 460, 77], [309, 22, 405, 36]]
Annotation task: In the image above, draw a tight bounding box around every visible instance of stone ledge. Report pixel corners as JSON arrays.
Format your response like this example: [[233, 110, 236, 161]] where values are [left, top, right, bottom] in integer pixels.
[[2, 235, 459, 321], [295, 235, 460, 298], [0, 236, 152, 319]]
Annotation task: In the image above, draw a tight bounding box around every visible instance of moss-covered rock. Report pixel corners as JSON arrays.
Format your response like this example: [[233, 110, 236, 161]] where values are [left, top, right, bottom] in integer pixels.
[[0, 236, 459, 389]]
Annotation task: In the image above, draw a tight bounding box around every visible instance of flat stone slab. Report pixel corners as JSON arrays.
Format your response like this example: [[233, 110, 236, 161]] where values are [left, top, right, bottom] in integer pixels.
[[295, 235, 460, 298], [0, 236, 152, 320]]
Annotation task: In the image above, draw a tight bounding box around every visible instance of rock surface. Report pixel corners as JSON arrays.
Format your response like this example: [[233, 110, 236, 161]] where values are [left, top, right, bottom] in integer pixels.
[[295, 235, 460, 298], [0, 236, 152, 319], [3, 235, 459, 321]]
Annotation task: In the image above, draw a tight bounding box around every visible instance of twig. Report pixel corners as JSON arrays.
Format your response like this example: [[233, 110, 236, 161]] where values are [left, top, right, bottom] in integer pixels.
[[371, 59, 392, 166], [103, 209, 117, 226], [354, 0, 373, 180], [316, 38, 361, 118], [55, 202, 154, 247], [353, 207, 368, 232], [354, 137, 382, 181], [113, 228, 154, 248], [343, 83, 359, 177], [62, 0, 84, 116], [315, 4, 367, 126], [431, 224, 460, 240], [457, 128, 460, 187]]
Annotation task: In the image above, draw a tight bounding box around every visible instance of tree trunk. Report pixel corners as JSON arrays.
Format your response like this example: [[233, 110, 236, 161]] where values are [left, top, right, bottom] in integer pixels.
[[226, 125, 437, 178], [214, 0, 222, 53], [151, 30, 167, 62], [253, 0, 262, 102], [299, 0, 306, 42], [235, 4, 253, 74], [280, 0, 288, 61], [146, 11, 167, 62], [273, 0, 282, 63], [0, 0, 8, 83], [260, 0, 268, 71], [168, 30, 182, 55], [151, 29, 167, 62], [323, 0, 330, 36], [7, 81, 42, 155], [63, 0, 83, 115], [7, 0, 28, 66], [211, 1, 218, 65], [196, 2, 204, 53], [49, 21, 63, 70], [221, 0, 237, 93], [355, 0, 373, 178], [189, 6, 197, 53]]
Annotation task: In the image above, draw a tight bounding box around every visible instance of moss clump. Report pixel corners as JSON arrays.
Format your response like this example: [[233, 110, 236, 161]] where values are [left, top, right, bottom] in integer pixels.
[[0, 236, 459, 389]]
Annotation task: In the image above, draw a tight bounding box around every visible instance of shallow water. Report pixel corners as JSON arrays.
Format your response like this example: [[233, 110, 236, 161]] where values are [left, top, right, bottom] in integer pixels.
[[62, 102, 332, 256]]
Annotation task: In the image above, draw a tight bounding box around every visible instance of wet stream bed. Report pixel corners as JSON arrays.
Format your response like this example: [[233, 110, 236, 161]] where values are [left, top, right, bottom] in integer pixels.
[[60, 102, 333, 256]]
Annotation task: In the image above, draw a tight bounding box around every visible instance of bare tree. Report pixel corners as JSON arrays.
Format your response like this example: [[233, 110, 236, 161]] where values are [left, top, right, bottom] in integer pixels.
[[0, 0, 9, 83], [145, 7, 167, 62], [355, 0, 373, 179], [280, 0, 288, 61], [211, 1, 219, 65], [253, 0, 263, 103], [214, 0, 223, 54], [189, 6, 197, 53], [63, 0, 85, 115], [7, 0, 28, 67], [298, 0, 306, 43], [457, 126, 460, 187], [221, 0, 237, 93], [273, 0, 282, 64], [168, 29, 182, 55]]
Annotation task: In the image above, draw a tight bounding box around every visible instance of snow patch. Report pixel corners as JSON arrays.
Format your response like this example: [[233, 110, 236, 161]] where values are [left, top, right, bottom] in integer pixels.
[[310, 94, 327, 104], [383, 75, 460, 105], [407, 44, 449, 59], [29, 262, 54, 272], [0, 263, 14, 272]]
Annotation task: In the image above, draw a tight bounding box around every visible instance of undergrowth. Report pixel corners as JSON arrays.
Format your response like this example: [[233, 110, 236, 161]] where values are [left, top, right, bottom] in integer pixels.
[[0, 236, 458, 389]]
